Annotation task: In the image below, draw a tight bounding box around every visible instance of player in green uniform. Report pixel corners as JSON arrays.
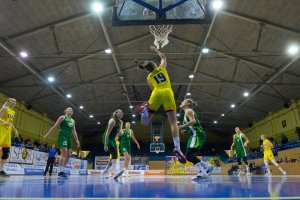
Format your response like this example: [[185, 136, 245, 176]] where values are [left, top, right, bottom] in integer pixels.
[[44, 107, 80, 177], [231, 127, 251, 176], [179, 99, 214, 179], [102, 109, 124, 179], [118, 122, 140, 177]]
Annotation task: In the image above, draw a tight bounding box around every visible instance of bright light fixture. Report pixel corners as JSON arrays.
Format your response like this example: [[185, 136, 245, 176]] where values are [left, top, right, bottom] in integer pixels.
[[212, 0, 223, 10], [189, 74, 194, 79], [186, 92, 191, 96], [47, 76, 55, 83], [97, 122, 100, 125], [221, 113, 225, 117], [79, 106, 84, 109], [105, 48, 112, 54], [287, 44, 299, 55], [177, 114, 180, 117], [231, 104, 236, 108], [92, 2, 104, 13], [243, 92, 249, 97], [132, 121, 136, 124], [20, 51, 28, 58], [214, 120, 218, 124], [66, 94, 72, 98], [129, 105, 134, 109], [89, 115, 94, 118], [202, 48, 209, 54], [132, 114, 136, 117]]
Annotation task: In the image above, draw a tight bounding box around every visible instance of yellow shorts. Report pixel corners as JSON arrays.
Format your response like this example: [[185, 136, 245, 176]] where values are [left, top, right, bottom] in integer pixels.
[[264, 150, 274, 161], [0, 126, 12, 147], [148, 88, 176, 111]]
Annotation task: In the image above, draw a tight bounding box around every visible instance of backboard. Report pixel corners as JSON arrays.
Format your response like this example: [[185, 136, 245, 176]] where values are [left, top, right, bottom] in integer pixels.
[[112, 0, 212, 26]]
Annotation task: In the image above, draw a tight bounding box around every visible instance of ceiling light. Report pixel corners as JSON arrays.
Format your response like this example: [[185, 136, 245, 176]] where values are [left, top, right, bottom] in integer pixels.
[[132, 121, 136, 124], [92, 2, 104, 13], [212, 0, 223, 10], [97, 122, 100, 125], [202, 48, 209, 54], [213, 120, 218, 124], [132, 114, 136, 117], [243, 92, 249, 97], [231, 104, 235, 108], [287, 44, 299, 55], [186, 92, 191, 96], [79, 105, 84, 109], [47, 76, 55, 83], [20, 51, 28, 58], [66, 94, 72, 98], [89, 115, 94, 118], [221, 113, 225, 117], [129, 105, 134, 109], [189, 74, 194, 79], [105, 48, 112, 54], [177, 114, 180, 117]]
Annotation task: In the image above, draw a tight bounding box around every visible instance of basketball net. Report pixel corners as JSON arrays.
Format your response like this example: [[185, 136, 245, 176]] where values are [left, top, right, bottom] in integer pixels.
[[149, 25, 173, 49]]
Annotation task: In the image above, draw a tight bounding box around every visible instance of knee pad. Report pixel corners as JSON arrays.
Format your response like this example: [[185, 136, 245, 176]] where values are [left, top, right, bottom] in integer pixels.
[[237, 158, 242, 165], [1, 148, 10, 160]]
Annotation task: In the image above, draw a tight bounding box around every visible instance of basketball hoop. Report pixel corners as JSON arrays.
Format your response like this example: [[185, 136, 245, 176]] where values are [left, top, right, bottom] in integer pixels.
[[149, 25, 173, 49]]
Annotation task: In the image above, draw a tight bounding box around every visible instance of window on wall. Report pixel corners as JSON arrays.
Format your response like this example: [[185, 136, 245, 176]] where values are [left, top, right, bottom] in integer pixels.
[[282, 120, 287, 128]]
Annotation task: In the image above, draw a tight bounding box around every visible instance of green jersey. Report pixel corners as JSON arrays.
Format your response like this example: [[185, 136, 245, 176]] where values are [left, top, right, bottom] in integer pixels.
[[234, 133, 247, 158], [102, 119, 121, 141], [59, 116, 74, 137], [183, 110, 205, 136], [234, 133, 245, 149], [119, 128, 132, 144]]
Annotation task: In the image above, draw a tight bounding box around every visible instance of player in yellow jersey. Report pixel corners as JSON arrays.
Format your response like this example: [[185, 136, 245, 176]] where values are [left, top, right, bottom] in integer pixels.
[[134, 46, 186, 164], [0, 98, 19, 177], [261, 135, 286, 176]]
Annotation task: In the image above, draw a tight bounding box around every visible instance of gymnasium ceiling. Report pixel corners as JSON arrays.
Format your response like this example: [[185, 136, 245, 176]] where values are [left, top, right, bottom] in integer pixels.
[[1, 0, 300, 137]]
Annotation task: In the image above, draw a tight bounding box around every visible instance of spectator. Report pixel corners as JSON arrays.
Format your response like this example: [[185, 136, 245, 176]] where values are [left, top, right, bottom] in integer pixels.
[[280, 133, 289, 145], [284, 156, 291, 163]]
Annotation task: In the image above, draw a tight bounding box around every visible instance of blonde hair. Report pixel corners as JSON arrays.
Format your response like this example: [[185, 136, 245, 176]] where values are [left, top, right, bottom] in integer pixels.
[[2, 98, 16, 108], [261, 134, 267, 139], [185, 99, 197, 108], [112, 109, 122, 120]]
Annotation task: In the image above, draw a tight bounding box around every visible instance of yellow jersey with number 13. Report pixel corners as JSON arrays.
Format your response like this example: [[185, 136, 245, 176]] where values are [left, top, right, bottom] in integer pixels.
[[147, 66, 172, 89]]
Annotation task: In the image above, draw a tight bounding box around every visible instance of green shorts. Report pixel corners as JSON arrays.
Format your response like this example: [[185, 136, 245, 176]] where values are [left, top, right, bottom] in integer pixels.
[[186, 132, 206, 150], [58, 134, 72, 149], [120, 142, 131, 155], [236, 147, 247, 159], [103, 138, 117, 150]]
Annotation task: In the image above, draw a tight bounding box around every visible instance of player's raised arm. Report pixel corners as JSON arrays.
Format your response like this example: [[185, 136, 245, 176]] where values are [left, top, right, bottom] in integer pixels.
[[150, 46, 166, 68]]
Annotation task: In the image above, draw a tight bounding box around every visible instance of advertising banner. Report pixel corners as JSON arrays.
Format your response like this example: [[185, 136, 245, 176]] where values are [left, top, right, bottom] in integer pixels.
[[23, 165, 44, 175], [94, 156, 124, 170], [4, 163, 24, 175], [33, 151, 48, 166], [9, 147, 34, 164]]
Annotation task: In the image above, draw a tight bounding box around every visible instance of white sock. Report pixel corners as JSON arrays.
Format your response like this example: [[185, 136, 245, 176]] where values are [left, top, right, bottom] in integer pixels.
[[173, 137, 180, 150], [246, 166, 250, 172], [0, 164, 3, 171], [112, 163, 117, 171], [141, 108, 150, 126], [195, 162, 204, 172]]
